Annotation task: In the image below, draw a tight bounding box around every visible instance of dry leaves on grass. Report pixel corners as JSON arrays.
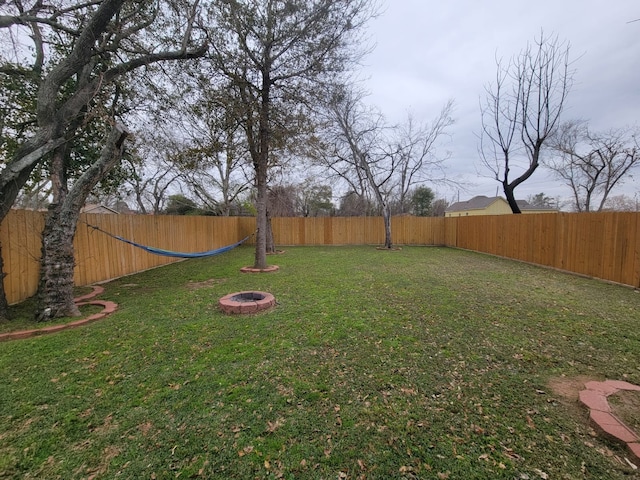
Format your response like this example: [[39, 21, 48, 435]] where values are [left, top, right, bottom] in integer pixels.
[[237, 445, 254, 457], [85, 445, 121, 480], [265, 418, 285, 433]]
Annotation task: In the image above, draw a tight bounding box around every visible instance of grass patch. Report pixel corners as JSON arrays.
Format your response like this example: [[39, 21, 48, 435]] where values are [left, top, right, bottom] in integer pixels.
[[1, 246, 639, 478]]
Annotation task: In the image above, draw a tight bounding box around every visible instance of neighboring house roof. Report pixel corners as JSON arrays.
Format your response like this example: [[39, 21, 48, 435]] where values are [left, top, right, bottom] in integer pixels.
[[81, 204, 120, 214], [516, 199, 556, 212], [446, 195, 556, 214], [446, 195, 500, 212]]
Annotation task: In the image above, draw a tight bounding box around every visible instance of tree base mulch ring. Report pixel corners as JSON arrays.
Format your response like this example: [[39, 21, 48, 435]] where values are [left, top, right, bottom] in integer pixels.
[[266, 250, 285, 255], [0, 285, 118, 342], [240, 265, 280, 273], [550, 377, 640, 466], [219, 291, 276, 314], [376, 246, 402, 251]]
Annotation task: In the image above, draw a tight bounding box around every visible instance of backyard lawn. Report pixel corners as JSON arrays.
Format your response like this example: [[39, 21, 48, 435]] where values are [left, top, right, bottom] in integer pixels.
[[0, 246, 639, 479]]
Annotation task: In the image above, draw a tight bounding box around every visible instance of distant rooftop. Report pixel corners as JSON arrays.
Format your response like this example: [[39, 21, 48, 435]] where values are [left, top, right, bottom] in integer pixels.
[[446, 195, 555, 213]]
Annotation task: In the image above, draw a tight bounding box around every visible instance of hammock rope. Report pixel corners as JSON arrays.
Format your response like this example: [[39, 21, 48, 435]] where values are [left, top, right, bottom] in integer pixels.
[[84, 222, 252, 259]]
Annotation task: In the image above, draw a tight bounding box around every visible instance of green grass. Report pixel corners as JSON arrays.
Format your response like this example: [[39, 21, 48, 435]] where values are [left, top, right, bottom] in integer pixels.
[[1, 246, 639, 479]]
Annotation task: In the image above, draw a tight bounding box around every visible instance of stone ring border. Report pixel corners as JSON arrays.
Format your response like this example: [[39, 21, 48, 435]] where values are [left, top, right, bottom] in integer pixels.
[[219, 291, 276, 314], [0, 285, 118, 342], [240, 265, 280, 273], [578, 379, 640, 463]]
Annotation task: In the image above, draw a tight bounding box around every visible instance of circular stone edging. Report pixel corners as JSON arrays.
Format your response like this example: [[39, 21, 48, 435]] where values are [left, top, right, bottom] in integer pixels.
[[578, 379, 640, 463], [219, 291, 276, 314], [0, 286, 118, 342], [240, 265, 280, 273]]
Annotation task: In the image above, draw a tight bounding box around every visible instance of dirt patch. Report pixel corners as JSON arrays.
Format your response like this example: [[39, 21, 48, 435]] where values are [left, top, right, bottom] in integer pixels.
[[609, 390, 640, 435], [186, 278, 226, 290], [548, 375, 598, 403]]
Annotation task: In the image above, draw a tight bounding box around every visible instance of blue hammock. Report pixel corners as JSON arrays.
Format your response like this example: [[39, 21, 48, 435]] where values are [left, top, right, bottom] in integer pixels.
[[86, 223, 251, 259]]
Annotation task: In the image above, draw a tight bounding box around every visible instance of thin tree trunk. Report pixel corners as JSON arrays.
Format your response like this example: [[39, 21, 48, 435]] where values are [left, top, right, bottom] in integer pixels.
[[266, 211, 275, 254], [503, 181, 522, 214], [382, 204, 392, 248]]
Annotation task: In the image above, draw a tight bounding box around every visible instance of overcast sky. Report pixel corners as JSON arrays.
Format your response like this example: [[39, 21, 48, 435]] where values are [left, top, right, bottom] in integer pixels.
[[359, 0, 639, 205]]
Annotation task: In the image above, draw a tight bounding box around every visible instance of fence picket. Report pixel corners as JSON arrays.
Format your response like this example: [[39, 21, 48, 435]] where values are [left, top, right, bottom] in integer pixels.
[[1, 210, 639, 305]]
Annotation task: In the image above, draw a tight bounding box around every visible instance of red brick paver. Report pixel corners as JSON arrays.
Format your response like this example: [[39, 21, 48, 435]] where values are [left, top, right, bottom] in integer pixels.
[[579, 380, 640, 464]]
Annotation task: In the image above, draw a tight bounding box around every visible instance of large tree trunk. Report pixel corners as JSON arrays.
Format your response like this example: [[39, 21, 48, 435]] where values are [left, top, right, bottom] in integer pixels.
[[253, 56, 272, 270], [254, 162, 268, 269], [35, 203, 83, 320], [35, 124, 128, 321], [0, 0, 126, 316]]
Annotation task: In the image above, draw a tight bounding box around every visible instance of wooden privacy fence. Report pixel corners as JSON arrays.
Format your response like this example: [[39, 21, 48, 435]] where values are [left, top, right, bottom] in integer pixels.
[[270, 216, 446, 246], [1, 209, 639, 305], [450, 212, 640, 289], [0, 212, 256, 305]]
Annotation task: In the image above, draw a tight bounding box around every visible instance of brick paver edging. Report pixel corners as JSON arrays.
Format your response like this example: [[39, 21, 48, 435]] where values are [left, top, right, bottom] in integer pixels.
[[0, 285, 118, 342], [578, 380, 640, 463], [219, 291, 276, 314], [240, 265, 280, 273]]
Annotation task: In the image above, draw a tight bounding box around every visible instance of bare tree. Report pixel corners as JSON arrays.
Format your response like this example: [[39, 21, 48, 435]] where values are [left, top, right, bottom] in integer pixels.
[[480, 32, 574, 213], [121, 141, 183, 215], [393, 103, 454, 213], [338, 190, 377, 216], [602, 194, 640, 212], [431, 198, 449, 217], [173, 83, 253, 216], [267, 185, 298, 217], [527, 192, 555, 209], [321, 87, 453, 248], [323, 87, 397, 245], [546, 122, 639, 212], [206, 0, 375, 269]]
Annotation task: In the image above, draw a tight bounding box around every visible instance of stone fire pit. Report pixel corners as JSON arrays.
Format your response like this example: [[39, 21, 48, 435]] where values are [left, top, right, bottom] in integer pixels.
[[219, 291, 276, 314]]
